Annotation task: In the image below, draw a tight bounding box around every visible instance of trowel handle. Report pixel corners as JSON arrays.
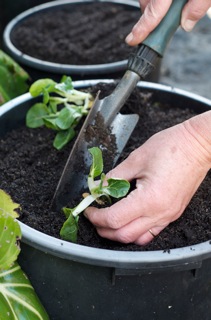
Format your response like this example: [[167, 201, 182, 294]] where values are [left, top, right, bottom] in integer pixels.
[[142, 0, 187, 56], [128, 0, 187, 78]]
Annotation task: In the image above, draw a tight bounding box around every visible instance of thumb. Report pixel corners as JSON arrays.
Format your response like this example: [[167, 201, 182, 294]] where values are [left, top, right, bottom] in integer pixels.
[[106, 150, 144, 181]]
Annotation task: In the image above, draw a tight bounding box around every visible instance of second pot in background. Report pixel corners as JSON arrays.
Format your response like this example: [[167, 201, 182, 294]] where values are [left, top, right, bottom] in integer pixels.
[[3, 0, 161, 82]]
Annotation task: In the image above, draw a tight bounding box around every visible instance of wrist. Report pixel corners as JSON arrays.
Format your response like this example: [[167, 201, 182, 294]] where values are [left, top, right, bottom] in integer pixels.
[[183, 111, 211, 168]]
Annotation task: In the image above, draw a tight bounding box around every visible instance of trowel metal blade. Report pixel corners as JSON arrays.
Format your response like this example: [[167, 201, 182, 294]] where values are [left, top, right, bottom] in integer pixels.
[[51, 110, 139, 211], [51, 71, 141, 211], [110, 113, 139, 164]]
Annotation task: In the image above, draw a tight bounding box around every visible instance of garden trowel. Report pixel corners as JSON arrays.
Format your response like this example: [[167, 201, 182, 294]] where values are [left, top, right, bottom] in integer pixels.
[[52, 0, 187, 210]]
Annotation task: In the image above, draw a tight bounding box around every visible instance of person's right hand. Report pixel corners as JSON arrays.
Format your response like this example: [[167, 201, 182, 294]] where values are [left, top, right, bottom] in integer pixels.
[[85, 111, 211, 245], [126, 0, 211, 46]]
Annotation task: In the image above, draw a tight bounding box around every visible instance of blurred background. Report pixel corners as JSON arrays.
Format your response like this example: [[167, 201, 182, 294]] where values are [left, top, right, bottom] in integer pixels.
[[160, 7, 211, 99], [0, 0, 211, 98]]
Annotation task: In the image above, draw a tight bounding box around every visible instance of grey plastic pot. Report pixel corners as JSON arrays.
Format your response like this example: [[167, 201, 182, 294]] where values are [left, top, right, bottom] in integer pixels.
[[1, 80, 211, 320], [3, 0, 161, 82]]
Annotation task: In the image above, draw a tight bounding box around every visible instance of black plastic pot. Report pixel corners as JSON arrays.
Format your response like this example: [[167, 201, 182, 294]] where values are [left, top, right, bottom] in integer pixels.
[[3, 0, 161, 82], [0, 1, 52, 48], [1, 80, 211, 320], [0, 0, 52, 28]]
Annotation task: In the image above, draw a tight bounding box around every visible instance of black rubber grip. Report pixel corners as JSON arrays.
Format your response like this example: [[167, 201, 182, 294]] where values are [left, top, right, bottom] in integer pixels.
[[127, 44, 160, 79]]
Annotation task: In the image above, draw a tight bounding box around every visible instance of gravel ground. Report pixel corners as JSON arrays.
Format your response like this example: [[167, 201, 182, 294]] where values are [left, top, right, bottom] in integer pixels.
[[160, 10, 211, 99]]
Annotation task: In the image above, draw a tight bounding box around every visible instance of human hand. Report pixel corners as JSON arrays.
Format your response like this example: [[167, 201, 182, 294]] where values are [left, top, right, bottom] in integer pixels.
[[126, 0, 211, 46], [85, 112, 211, 245]]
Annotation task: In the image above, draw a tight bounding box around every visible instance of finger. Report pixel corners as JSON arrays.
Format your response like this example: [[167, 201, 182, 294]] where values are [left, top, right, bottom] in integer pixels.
[[85, 187, 147, 229], [126, 0, 172, 46], [181, 0, 211, 32], [135, 225, 166, 245], [96, 219, 167, 244], [85, 181, 171, 231]]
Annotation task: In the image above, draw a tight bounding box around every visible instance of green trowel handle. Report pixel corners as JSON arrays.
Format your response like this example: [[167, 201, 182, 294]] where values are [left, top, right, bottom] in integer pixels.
[[127, 0, 187, 79], [143, 0, 187, 56]]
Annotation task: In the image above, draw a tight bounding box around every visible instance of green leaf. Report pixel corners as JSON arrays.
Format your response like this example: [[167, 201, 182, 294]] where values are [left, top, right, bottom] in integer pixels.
[[60, 208, 79, 243], [89, 147, 103, 179], [103, 178, 130, 198], [26, 103, 49, 128], [55, 76, 73, 94], [0, 82, 10, 105], [62, 207, 72, 219], [53, 128, 75, 150], [0, 190, 49, 318], [0, 50, 29, 104], [29, 79, 56, 97], [66, 105, 84, 117], [42, 116, 59, 130], [0, 214, 21, 270], [48, 100, 58, 114], [42, 88, 50, 105], [0, 190, 20, 219], [55, 107, 74, 130], [0, 50, 29, 81], [0, 262, 49, 319], [0, 190, 21, 270]]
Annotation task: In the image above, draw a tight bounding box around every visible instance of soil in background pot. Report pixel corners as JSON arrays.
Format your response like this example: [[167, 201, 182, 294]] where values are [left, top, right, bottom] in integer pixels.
[[0, 83, 211, 252], [10, 2, 140, 65]]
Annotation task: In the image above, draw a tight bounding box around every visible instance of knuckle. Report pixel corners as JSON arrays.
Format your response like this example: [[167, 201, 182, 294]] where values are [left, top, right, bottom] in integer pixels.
[[115, 230, 134, 244], [188, 7, 206, 20], [168, 202, 186, 221], [147, 5, 157, 20], [145, 188, 180, 222], [152, 195, 184, 224], [145, 1, 163, 21], [126, 149, 139, 164], [104, 211, 122, 229]]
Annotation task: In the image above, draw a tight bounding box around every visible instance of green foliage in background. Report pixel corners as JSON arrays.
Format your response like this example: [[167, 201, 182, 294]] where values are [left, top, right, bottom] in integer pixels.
[[0, 50, 29, 105], [0, 189, 49, 319]]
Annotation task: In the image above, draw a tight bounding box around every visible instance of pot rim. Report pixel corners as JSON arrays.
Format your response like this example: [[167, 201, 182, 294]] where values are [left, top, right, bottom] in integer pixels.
[[3, 0, 139, 75], [2, 80, 211, 269]]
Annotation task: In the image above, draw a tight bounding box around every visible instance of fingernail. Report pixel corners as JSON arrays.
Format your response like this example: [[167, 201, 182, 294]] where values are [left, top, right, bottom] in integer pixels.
[[182, 19, 196, 32], [125, 33, 134, 44]]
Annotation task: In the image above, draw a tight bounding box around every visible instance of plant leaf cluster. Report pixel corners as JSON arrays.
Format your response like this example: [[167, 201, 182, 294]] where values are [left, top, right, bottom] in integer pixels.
[[0, 50, 29, 106], [0, 190, 49, 319], [26, 76, 94, 150], [60, 147, 130, 243]]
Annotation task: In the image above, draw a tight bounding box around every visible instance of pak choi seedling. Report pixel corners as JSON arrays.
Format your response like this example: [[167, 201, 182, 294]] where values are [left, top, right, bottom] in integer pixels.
[[26, 76, 94, 150], [60, 147, 130, 243]]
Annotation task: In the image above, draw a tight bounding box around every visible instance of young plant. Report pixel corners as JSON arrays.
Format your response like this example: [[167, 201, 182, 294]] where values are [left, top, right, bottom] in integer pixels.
[[26, 76, 94, 150], [60, 147, 130, 243], [0, 190, 49, 320]]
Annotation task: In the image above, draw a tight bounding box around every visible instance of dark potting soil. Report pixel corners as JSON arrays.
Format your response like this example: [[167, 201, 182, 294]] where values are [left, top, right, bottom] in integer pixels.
[[0, 82, 211, 252], [11, 2, 140, 65]]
